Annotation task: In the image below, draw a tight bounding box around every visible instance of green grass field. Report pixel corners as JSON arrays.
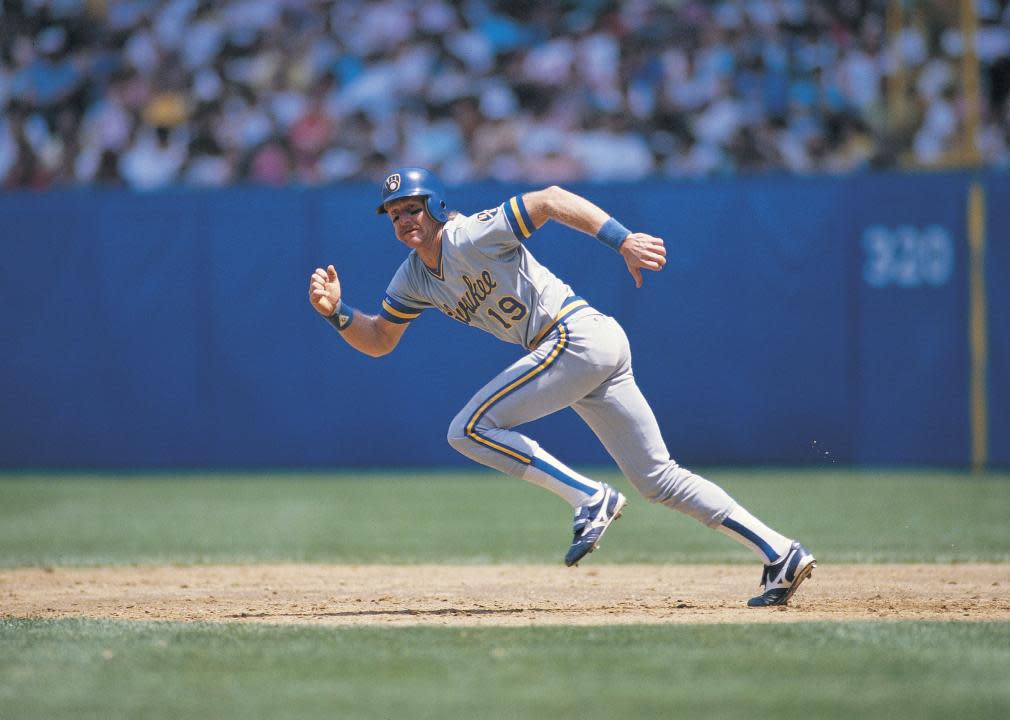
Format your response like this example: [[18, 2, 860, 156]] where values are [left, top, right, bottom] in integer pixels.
[[2, 468, 1008, 566], [2, 468, 1009, 719], [3, 620, 1008, 720]]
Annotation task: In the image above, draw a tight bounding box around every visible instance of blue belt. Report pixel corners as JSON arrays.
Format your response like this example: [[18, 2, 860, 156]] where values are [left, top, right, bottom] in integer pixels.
[[529, 296, 590, 348]]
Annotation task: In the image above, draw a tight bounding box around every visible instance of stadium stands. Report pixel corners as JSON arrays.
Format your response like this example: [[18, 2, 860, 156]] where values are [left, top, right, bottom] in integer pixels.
[[2, 0, 1009, 188]]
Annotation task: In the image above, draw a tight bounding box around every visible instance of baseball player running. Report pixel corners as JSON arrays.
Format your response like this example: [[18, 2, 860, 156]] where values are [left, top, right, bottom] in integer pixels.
[[309, 167, 815, 606]]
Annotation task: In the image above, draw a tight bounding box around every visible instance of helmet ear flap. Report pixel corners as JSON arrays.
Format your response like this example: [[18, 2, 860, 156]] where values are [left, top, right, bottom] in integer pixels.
[[423, 192, 448, 223]]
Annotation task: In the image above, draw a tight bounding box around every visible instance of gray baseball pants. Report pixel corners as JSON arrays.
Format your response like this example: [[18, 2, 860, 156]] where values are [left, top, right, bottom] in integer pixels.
[[446, 309, 738, 527]]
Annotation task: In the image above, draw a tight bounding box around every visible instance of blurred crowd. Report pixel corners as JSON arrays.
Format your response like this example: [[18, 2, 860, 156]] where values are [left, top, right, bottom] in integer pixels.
[[2, 0, 1010, 189]]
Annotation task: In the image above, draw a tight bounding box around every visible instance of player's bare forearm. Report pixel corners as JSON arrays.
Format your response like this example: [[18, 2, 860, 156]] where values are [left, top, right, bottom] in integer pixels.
[[522, 185, 610, 236], [309, 264, 405, 356], [522, 186, 666, 288], [334, 312, 404, 357]]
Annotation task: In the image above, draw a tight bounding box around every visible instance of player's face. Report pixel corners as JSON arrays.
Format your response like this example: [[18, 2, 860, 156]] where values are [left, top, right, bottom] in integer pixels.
[[385, 198, 435, 249]]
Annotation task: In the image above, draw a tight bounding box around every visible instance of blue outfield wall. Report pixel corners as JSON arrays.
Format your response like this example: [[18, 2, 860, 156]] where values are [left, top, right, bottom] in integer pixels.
[[0, 170, 1005, 469], [987, 172, 1010, 467]]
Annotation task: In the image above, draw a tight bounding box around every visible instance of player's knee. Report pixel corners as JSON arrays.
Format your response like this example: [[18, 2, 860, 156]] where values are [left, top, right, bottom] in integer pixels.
[[626, 462, 692, 503], [446, 431, 470, 456], [446, 413, 471, 455], [635, 476, 667, 503]]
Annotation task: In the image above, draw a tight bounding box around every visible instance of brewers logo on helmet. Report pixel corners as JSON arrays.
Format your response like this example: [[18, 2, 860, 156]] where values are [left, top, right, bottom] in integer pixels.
[[376, 167, 448, 222]]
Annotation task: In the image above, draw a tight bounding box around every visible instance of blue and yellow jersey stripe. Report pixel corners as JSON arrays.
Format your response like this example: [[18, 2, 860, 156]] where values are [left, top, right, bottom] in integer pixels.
[[380, 295, 424, 324], [503, 195, 535, 240]]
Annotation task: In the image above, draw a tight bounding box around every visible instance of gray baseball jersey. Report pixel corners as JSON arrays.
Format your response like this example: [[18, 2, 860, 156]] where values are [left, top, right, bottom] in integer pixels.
[[380, 196, 585, 349], [378, 194, 739, 531]]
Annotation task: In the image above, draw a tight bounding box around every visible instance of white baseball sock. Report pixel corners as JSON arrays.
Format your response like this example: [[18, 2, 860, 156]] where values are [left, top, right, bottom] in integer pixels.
[[522, 447, 603, 507], [717, 505, 793, 563]]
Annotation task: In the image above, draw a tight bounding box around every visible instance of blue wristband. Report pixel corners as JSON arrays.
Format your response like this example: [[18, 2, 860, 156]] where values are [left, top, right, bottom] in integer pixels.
[[326, 300, 355, 331], [596, 217, 630, 251]]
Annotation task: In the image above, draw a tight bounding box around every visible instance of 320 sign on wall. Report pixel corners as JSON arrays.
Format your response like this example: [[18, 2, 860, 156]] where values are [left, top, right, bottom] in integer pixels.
[[861, 225, 955, 288]]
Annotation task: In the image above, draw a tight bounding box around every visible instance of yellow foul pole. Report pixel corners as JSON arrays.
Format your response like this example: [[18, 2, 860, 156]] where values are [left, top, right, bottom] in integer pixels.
[[967, 183, 988, 471]]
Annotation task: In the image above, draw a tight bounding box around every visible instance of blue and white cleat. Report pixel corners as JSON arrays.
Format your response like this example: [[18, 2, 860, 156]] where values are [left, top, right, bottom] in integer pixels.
[[747, 541, 817, 607], [564, 484, 627, 567]]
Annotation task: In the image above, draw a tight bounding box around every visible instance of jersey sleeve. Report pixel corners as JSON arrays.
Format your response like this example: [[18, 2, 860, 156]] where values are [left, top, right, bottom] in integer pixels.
[[379, 259, 431, 325], [460, 194, 536, 259], [501, 194, 536, 242]]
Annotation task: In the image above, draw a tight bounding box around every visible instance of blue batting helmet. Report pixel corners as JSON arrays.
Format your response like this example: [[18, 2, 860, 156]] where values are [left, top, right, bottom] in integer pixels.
[[376, 167, 449, 223]]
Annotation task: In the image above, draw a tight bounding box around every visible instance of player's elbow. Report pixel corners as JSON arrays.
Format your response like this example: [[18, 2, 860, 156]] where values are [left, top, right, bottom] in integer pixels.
[[362, 342, 395, 358], [360, 324, 402, 357], [540, 185, 567, 208], [350, 335, 396, 358], [524, 185, 567, 228]]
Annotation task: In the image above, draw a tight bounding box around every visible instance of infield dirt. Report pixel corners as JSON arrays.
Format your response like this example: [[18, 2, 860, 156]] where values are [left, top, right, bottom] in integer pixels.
[[3, 564, 1008, 626]]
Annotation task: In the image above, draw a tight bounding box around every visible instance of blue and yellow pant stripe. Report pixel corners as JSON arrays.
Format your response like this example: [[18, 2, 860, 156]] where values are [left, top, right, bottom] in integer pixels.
[[462, 320, 595, 495], [464, 324, 568, 466], [503, 195, 535, 240], [462, 321, 565, 466]]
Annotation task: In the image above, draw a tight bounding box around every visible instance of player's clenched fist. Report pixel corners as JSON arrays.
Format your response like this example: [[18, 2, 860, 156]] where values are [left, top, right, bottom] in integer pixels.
[[619, 232, 667, 288], [309, 265, 342, 317]]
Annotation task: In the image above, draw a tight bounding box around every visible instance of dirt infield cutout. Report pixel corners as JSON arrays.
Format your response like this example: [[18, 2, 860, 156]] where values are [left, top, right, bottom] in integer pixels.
[[3, 564, 1008, 626]]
